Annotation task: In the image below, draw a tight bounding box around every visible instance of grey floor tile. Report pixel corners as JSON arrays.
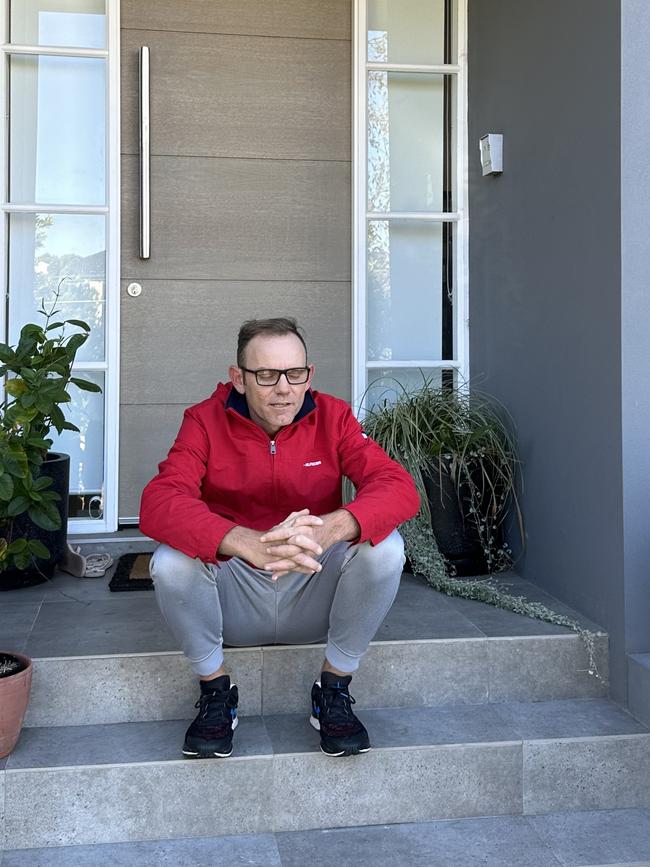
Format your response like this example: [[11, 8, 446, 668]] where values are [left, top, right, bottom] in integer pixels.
[[376, 576, 483, 640], [5, 716, 272, 769], [0, 602, 41, 651], [447, 594, 575, 637], [528, 808, 650, 865], [24, 597, 177, 656], [263, 704, 521, 754], [276, 816, 562, 867], [494, 699, 649, 740], [1, 833, 282, 866]]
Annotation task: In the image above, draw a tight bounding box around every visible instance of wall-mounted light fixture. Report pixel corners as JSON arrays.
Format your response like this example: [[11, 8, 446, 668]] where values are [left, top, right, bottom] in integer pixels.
[[479, 133, 503, 176]]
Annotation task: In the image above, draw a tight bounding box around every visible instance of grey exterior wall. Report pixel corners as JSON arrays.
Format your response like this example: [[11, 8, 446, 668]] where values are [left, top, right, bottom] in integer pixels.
[[467, 1, 626, 699], [621, 2, 650, 662]]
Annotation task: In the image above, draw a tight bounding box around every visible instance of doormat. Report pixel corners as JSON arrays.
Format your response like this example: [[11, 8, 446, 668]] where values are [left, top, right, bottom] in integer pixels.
[[109, 553, 154, 592]]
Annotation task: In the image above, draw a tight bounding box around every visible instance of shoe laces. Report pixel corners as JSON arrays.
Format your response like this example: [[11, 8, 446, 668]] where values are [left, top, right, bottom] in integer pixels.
[[195, 685, 237, 723], [322, 683, 358, 727]]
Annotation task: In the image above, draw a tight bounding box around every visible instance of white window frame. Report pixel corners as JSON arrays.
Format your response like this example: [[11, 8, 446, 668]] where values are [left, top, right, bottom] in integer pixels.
[[0, 0, 121, 534], [352, 0, 469, 411]]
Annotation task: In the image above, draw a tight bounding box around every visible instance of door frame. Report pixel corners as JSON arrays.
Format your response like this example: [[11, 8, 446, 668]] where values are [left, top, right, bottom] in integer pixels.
[[0, 0, 121, 534], [352, 0, 469, 411]]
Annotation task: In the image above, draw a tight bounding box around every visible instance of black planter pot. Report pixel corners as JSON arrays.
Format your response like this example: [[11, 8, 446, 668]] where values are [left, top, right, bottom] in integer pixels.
[[423, 459, 490, 577], [0, 452, 70, 591]]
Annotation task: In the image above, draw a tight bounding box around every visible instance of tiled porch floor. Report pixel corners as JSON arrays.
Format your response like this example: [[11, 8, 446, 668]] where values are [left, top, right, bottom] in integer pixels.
[[0, 566, 604, 658]]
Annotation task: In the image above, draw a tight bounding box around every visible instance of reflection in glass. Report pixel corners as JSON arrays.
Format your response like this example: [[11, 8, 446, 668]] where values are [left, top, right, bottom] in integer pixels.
[[368, 72, 447, 213], [52, 371, 105, 509], [10, 55, 106, 205], [368, 0, 447, 66], [8, 213, 106, 364], [10, 0, 106, 49], [367, 220, 444, 362], [363, 368, 450, 411]]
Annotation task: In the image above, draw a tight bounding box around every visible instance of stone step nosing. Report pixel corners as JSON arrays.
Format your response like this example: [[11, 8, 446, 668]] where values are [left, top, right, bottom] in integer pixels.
[[3, 733, 650, 849], [28, 631, 608, 664]]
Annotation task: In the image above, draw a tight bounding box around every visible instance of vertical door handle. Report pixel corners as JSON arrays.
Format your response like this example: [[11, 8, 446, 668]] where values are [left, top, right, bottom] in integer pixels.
[[139, 46, 150, 259]]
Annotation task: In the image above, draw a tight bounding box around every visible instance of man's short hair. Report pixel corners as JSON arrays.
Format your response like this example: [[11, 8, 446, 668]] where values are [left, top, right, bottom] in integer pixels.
[[237, 318, 308, 367]]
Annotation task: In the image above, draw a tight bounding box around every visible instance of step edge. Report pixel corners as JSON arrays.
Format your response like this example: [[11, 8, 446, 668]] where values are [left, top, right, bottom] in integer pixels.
[[28, 631, 608, 663], [7, 732, 650, 775]]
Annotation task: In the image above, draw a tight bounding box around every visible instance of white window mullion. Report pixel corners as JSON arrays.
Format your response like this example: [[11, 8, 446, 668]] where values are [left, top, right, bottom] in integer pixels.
[[101, 0, 120, 532], [353, 0, 468, 411], [352, 0, 368, 413]]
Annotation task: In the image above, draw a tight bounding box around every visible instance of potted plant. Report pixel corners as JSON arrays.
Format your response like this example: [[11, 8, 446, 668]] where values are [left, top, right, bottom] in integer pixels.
[[0, 289, 102, 589], [0, 651, 32, 757], [362, 376, 523, 576]]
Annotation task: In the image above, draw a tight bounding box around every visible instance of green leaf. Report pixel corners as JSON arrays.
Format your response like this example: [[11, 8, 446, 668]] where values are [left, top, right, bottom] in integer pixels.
[[61, 420, 80, 433], [65, 333, 87, 356], [14, 550, 32, 570], [6, 538, 28, 554], [0, 473, 14, 501], [50, 405, 65, 434], [70, 377, 102, 393], [27, 437, 53, 450], [32, 475, 53, 492], [7, 495, 30, 517], [4, 452, 28, 479], [28, 506, 61, 532], [45, 321, 65, 332], [28, 539, 51, 559], [0, 345, 15, 363], [65, 319, 91, 331]]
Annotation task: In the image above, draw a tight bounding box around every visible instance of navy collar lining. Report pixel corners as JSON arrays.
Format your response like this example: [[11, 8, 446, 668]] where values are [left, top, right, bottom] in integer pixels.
[[225, 386, 316, 424]]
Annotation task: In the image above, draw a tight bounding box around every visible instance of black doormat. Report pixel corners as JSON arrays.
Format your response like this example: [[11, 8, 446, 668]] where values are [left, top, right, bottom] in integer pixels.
[[109, 553, 154, 592]]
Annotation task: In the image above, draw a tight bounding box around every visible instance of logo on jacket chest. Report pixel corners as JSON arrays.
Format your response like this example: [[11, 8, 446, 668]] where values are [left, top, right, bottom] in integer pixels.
[[303, 460, 322, 467]]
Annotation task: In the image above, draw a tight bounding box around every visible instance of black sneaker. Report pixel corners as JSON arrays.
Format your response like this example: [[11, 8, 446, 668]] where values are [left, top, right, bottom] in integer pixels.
[[310, 671, 370, 757], [182, 674, 238, 758]]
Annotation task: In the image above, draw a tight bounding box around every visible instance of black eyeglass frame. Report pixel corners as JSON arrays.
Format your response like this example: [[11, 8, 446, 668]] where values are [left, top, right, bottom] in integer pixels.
[[239, 365, 311, 386]]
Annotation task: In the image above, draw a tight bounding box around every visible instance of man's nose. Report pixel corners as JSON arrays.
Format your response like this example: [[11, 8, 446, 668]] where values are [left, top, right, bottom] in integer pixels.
[[274, 373, 292, 392]]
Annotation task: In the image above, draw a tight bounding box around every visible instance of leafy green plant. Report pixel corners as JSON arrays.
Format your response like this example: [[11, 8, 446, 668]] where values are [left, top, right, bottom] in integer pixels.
[[362, 375, 523, 573], [0, 287, 102, 572]]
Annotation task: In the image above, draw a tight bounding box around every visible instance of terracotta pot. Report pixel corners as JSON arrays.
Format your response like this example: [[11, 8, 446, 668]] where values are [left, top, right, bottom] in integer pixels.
[[0, 652, 32, 758]]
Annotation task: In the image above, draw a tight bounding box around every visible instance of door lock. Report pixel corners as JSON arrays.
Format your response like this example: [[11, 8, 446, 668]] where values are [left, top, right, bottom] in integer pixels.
[[126, 282, 142, 297]]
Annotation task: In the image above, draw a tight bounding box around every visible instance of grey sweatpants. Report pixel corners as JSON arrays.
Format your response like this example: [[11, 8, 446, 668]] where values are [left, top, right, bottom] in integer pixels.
[[150, 530, 405, 677]]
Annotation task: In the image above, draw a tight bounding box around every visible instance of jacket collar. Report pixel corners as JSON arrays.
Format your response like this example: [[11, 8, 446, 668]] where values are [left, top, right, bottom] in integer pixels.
[[225, 386, 316, 424]]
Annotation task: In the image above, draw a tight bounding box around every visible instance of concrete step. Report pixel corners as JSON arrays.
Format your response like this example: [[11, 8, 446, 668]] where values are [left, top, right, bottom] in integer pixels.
[[3, 808, 650, 866], [23, 632, 609, 728], [2, 698, 648, 850]]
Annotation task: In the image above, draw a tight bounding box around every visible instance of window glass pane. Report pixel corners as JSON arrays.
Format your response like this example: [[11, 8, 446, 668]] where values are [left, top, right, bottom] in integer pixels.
[[363, 367, 453, 410], [368, 72, 450, 213], [8, 213, 106, 364], [52, 370, 105, 515], [368, 220, 449, 362], [9, 55, 106, 205], [368, 0, 449, 65], [10, 0, 106, 49]]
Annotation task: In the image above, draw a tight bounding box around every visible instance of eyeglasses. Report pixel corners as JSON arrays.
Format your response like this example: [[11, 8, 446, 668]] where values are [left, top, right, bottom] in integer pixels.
[[240, 366, 311, 386]]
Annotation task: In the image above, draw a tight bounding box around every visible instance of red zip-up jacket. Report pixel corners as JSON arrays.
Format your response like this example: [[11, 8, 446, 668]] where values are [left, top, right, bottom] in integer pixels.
[[139, 382, 419, 563]]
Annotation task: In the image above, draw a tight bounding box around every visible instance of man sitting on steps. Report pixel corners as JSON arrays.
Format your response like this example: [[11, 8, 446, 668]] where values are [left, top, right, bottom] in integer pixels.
[[139, 317, 419, 759]]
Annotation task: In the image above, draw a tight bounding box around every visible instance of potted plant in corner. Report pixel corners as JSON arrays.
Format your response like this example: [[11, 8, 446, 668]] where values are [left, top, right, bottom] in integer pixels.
[[0, 651, 32, 757], [362, 375, 523, 576], [0, 287, 102, 590]]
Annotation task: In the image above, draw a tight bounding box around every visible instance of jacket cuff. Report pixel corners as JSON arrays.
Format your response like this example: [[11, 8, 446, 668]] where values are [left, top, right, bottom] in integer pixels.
[[200, 519, 238, 565]]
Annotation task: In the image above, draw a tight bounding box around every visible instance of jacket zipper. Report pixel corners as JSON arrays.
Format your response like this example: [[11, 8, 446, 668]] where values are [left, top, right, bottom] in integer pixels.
[[269, 440, 278, 509]]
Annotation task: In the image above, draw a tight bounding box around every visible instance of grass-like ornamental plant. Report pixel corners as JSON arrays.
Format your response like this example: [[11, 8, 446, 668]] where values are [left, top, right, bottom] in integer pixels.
[[0, 287, 102, 573], [359, 374, 605, 683], [362, 375, 523, 574]]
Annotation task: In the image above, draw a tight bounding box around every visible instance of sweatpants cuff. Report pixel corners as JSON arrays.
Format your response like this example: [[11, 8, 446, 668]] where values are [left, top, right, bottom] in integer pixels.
[[325, 640, 361, 674], [189, 644, 224, 678]]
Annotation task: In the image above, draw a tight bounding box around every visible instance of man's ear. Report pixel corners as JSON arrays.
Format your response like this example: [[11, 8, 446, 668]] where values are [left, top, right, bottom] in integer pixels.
[[307, 363, 315, 386], [229, 365, 246, 394]]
